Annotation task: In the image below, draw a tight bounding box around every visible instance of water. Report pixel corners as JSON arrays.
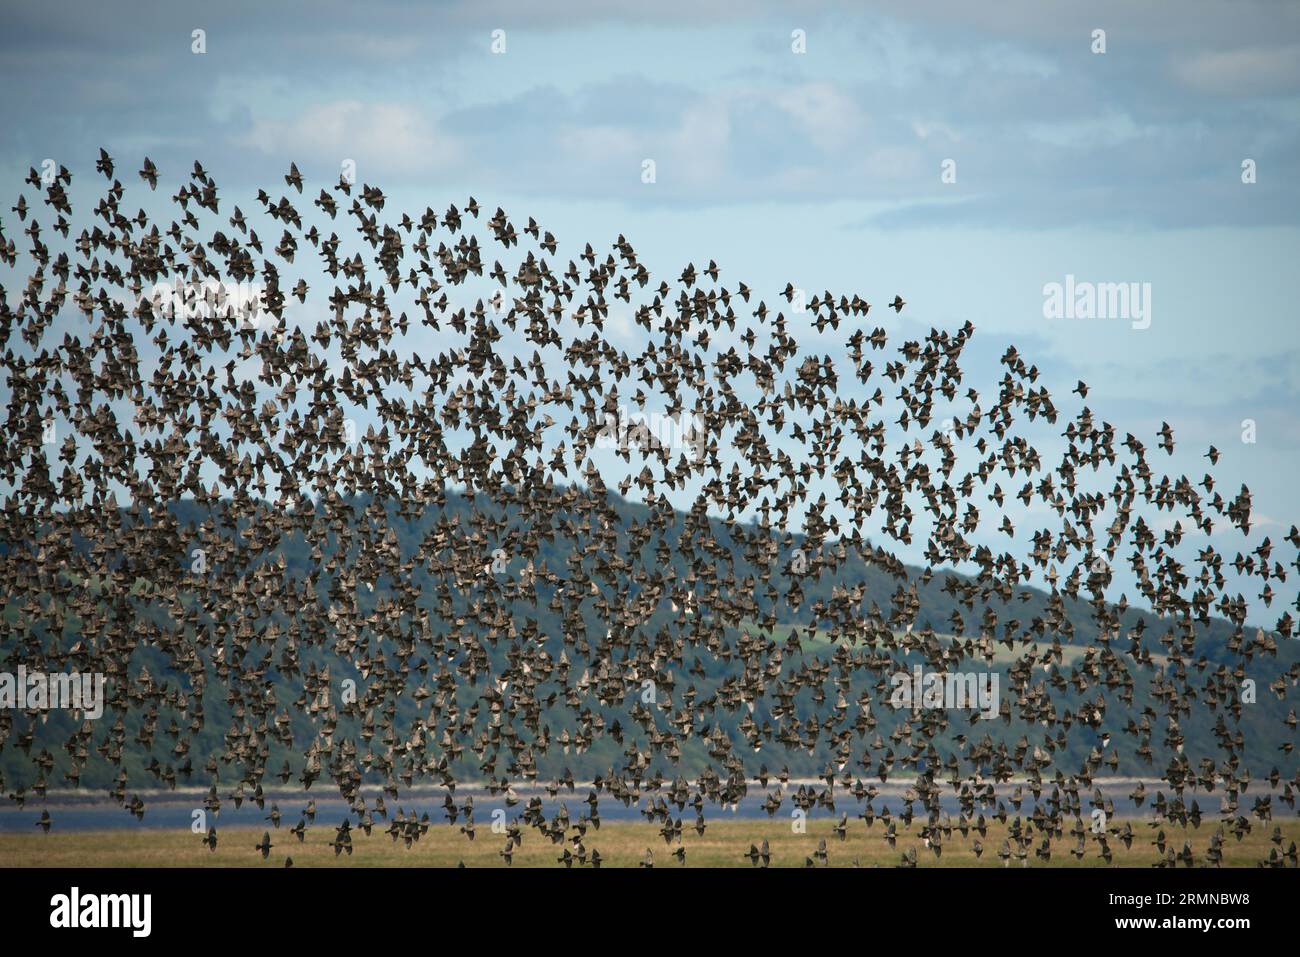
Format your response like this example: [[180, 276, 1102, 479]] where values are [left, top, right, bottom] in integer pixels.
[[0, 778, 1228, 833]]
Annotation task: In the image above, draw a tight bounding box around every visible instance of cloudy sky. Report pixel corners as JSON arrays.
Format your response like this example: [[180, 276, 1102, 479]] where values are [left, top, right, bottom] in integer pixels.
[[2, 0, 1298, 621]]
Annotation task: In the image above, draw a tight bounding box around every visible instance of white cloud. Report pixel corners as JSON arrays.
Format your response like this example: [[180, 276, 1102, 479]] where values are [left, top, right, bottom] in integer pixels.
[[911, 119, 961, 142], [1174, 44, 1300, 95], [1027, 112, 1142, 149], [239, 99, 461, 175], [557, 124, 641, 166], [666, 98, 731, 186], [773, 83, 865, 152]]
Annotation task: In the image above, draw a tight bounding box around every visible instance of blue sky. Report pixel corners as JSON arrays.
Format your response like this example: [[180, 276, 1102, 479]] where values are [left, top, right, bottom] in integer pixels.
[[2, 0, 1298, 622]]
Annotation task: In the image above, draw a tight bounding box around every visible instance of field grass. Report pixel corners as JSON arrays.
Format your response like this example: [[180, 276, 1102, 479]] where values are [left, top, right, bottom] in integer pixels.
[[3, 817, 1295, 868]]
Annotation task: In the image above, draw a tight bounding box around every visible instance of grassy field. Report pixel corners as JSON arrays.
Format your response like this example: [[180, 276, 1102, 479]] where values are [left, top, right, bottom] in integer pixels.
[[3, 818, 1295, 868]]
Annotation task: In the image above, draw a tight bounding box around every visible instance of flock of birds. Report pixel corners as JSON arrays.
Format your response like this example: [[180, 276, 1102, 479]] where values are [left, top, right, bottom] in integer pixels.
[[0, 151, 1297, 868]]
